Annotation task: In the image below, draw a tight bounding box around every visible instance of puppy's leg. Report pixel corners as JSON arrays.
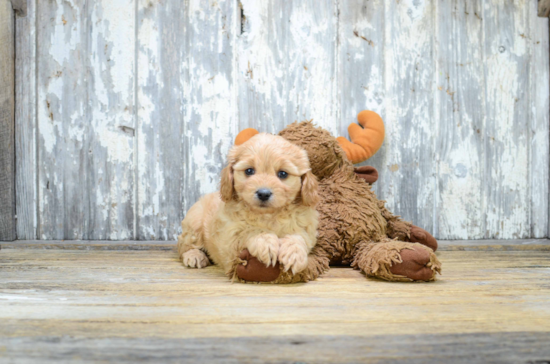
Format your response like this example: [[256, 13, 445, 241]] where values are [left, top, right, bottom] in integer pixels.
[[177, 201, 210, 269], [273, 244, 331, 283], [178, 226, 210, 268], [278, 234, 309, 274], [246, 233, 280, 267]]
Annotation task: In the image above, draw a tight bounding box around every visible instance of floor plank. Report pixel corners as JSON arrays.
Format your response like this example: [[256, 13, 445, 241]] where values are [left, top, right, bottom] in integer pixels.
[[0, 245, 549, 362]]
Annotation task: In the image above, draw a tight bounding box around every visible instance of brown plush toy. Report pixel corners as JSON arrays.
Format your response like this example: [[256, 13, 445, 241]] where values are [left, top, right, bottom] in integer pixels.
[[234, 111, 441, 283]]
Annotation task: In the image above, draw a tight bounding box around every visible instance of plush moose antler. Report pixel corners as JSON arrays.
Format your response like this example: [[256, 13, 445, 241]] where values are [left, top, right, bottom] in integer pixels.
[[234, 128, 259, 146], [335, 110, 385, 164], [234, 110, 385, 165]]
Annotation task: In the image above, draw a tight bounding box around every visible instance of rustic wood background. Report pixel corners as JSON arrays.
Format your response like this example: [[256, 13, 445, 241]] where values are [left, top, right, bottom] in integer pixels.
[[0, 0, 15, 241], [13, 0, 550, 241]]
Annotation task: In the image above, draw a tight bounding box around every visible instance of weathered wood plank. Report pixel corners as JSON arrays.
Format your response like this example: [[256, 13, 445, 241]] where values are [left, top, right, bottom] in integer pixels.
[[11, 0, 550, 241], [2, 239, 550, 251], [483, 0, 531, 239], [381, 0, 437, 234], [0, 0, 15, 241], [238, 0, 338, 135], [1, 332, 549, 364], [37, 0, 136, 240], [36, 0, 89, 239], [435, 1, 484, 239], [9, 0, 25, 16], [136, 0, 185, 240], [337, 0, 387, 199], [0, 248, 549, 364], [14, 0, 36, 239], [538, 0, 550, 17], [0, 240, 176, 250], [182, 0, 238, 214], [438, 238, 550, 251], [529, 1, 550, 237], [86, 0, 136, 239]]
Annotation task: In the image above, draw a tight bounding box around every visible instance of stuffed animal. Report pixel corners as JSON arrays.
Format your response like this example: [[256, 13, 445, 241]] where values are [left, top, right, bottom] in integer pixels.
[[233, 111, 441, 283]]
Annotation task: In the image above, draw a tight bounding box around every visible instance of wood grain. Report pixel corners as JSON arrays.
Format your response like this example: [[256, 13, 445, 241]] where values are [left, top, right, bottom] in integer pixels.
[[1, 332, 549, 363], [483, 0, 531, 239], [0, 0, 15, 241], [36, 0, 89, 239], [136, 0, 184, 240], [11, 0, 550, 240], [0, 247, 549, 362], [237, 0, 339, 135], [9, 0, 25, 16], [435, 1, 484, 239], [529, 1, 550, 238], [14, 0, 36, 239], [36, 0, 136, 240], [2, 238, 550, 251], [539, 0, 550, 17], [183, 0, 238, 215], [86, 0, 136, 240], [382, 0, 437, 234]]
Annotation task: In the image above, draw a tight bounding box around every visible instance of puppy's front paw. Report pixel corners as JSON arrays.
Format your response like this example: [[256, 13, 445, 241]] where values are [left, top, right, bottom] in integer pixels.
[[278, 236, 308, 274], [247, 233, 280, 267], [182, 249, 210, 269]]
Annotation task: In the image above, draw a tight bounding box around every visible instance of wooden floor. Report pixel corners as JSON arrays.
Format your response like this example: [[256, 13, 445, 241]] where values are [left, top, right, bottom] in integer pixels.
[[1, 241, 550, 363]]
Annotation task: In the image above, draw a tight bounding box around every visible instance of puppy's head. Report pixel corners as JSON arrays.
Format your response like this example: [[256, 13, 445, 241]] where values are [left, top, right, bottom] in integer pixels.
[[220, 133, 319, 212]]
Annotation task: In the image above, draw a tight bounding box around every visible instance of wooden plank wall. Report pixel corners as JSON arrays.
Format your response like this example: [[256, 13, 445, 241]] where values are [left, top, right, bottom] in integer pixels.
[[13, 0, 550, 241], [0, 0, 15, 241], [14, 0, 35, 240]]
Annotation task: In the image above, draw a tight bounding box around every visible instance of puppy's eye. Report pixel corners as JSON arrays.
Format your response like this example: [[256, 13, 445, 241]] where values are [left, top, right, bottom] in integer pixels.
[[277, 171, 288, 179], [245, 168, 255, 176]]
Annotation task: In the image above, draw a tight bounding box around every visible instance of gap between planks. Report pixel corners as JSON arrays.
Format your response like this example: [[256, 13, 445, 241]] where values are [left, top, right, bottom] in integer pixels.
[[1, 239, 550, 251]]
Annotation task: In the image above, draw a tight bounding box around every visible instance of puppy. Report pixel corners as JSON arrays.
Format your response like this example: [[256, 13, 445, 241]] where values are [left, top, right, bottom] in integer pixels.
[[177, 133, 319, 277]]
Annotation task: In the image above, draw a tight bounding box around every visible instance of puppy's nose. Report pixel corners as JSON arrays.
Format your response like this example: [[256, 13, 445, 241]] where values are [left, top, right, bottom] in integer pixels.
[[256, 189, 272, 202]]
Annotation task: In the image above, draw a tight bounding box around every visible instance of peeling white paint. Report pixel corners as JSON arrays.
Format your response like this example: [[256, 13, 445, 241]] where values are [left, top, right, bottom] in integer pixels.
[[49, 1, 82, 65], [21, 0, 550, 240]]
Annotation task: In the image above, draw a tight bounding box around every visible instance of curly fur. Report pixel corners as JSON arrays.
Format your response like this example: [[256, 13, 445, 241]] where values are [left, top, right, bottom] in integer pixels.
[[269, 121, 441, 283], [177, 133, 319, 278], [351, 240, 441, 282]]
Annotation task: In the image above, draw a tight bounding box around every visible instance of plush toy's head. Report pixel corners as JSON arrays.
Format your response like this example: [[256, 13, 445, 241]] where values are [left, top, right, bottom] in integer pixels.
[[279, 121, 348, 180], [234, 110, 386, 181]]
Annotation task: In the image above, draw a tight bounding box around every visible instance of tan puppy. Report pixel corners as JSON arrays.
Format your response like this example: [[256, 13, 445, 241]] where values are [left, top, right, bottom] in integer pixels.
[[177, 133, 319, 277]]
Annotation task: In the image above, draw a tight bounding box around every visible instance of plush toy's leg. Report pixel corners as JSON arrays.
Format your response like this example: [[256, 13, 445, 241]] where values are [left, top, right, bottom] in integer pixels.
[[408, 225, 438, 251], [235, 245, 330, 284], [234, 249, 281, 282], [351, 239, 441, 282], [378, 202, 438, 251], [273, 246, 330, 284]]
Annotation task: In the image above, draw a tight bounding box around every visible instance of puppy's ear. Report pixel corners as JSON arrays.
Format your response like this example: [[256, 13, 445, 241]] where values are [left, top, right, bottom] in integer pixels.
[[301, 170, 319, 207], [220, 165, 234, 202]]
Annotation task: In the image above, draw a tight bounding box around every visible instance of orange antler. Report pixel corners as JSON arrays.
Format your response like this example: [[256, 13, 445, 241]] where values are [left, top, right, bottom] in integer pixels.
[[336, 110, 385, 164], [234, 128, 259, 145]]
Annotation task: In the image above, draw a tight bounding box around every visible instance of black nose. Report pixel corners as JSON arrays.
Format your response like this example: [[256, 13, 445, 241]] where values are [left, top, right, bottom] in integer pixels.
[[256, 189, 272, 202]]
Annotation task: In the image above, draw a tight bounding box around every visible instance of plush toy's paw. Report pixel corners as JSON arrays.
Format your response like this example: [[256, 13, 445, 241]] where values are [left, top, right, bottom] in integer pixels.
[[247, 233, 280, 267], [354, 166, 379, 184], [236, 249, 281, 282], [408, 225, 438, 251], [182, 249, 210, 268], [389, 246, 439, 281], [352, 240, 441, 282], [278, 236, 309, 274]]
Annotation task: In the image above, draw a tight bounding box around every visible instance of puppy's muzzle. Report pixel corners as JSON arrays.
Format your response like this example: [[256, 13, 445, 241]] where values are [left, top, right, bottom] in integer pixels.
[[256, 188, 272, 202]]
